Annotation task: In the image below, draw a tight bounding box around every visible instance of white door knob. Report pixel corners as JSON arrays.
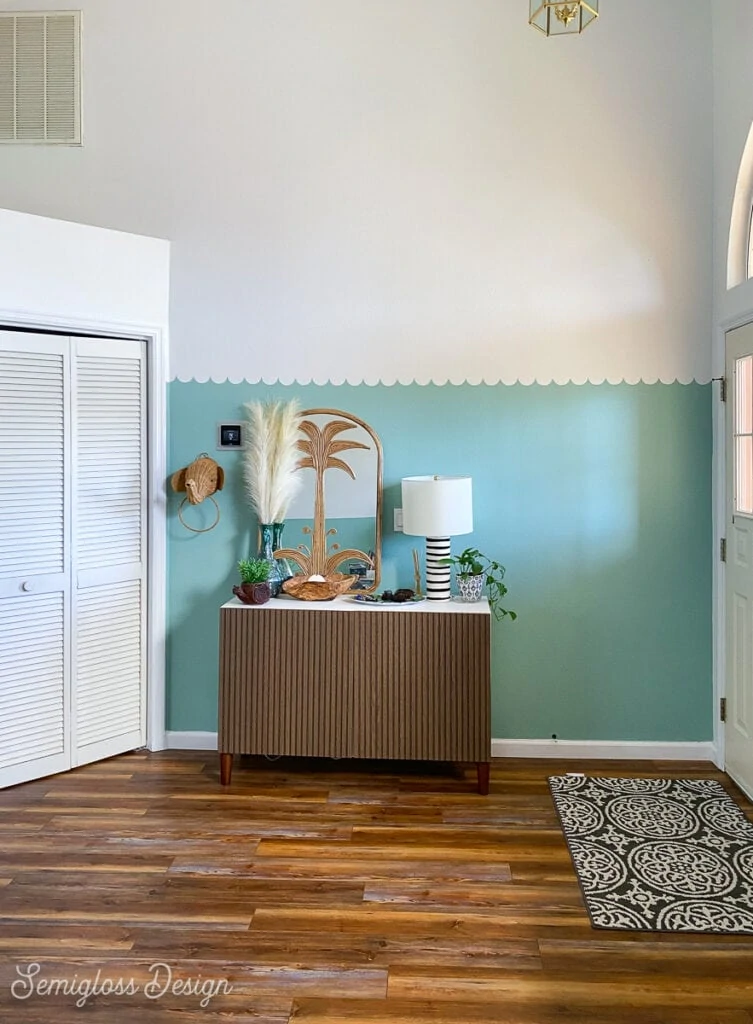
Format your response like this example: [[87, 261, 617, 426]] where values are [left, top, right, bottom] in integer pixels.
[[21, 581, 34, 593]]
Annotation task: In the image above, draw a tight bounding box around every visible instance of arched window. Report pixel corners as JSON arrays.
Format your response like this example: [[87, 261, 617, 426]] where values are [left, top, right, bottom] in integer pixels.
[[728, 122, 753, 289]]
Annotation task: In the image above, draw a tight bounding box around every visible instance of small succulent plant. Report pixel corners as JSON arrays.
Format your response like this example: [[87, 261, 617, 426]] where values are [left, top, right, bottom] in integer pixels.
[[237, 558, 272, 585]]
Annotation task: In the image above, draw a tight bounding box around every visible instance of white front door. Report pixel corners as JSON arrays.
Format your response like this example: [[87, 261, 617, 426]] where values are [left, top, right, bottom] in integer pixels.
[[725, 323, 753, 798]]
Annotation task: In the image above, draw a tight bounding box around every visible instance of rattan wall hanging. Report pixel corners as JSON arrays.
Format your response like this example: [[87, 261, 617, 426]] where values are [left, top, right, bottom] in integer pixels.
[[171, 453, 225, 533]]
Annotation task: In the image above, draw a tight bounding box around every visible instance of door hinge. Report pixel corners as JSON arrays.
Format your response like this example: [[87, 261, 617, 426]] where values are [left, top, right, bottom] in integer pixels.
[[720, 537, 727, 563], [720, 377, 728, 403], [720, 697, 727, 723]]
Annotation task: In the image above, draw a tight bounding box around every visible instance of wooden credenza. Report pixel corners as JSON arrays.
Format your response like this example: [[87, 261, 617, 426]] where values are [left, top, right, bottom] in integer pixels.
[[218, 596, 491, 793]]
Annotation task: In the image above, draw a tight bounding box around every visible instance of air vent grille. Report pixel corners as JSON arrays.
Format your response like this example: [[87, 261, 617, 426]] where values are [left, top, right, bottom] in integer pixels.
[[0, 12, 80, 145]]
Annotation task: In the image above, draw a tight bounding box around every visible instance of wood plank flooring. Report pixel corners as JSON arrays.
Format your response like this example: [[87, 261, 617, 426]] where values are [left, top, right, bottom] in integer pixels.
[[0, 752, 752, 1022]]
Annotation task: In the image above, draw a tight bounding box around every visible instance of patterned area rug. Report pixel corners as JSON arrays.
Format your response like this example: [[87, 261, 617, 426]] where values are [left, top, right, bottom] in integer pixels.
[[549, 775, 753, 934]]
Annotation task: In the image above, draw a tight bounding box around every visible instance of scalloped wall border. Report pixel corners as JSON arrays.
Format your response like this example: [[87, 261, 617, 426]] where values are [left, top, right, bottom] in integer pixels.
[[170, 374, 712, 387]]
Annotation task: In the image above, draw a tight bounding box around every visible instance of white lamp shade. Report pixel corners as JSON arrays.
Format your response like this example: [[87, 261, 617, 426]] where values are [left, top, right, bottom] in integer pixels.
[[401, 476, 473, 537]]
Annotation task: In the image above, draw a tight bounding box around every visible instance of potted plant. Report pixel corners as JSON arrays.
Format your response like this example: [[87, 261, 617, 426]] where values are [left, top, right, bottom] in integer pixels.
[[233, 558, 272, 605], [442, 548, 517, 621], [243, 399, 303, 595]]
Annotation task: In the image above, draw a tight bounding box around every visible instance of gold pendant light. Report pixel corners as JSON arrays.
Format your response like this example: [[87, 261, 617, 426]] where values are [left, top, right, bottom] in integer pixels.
[[529, 1, 599, 36]]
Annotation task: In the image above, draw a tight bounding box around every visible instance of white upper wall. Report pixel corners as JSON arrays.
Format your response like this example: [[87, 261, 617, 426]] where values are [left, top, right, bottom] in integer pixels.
[[0, 209, 169, 333], [0, 0, 712, 384], [713, 1, 753, 335]]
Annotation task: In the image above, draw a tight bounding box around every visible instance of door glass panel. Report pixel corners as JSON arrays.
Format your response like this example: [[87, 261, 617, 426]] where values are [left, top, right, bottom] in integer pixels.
[[736, 356, 753, 514]]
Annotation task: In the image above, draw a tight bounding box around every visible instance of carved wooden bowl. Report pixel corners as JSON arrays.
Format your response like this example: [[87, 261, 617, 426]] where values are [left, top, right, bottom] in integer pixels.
[[282, 574, 356, 601]]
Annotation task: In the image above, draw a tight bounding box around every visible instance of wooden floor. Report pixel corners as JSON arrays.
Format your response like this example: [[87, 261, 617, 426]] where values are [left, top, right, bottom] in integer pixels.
[[1, 753, 753, 1023]]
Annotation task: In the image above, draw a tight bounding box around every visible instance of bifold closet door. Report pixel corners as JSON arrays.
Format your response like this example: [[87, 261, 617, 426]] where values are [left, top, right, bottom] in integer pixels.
[[0, 333, 71, 789], [72, 337, 147, 766], [0, 333, 147, 788]]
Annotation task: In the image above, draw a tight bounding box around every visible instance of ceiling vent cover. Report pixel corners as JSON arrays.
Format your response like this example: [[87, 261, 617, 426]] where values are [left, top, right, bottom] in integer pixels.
[[0, 11, 81, 144]]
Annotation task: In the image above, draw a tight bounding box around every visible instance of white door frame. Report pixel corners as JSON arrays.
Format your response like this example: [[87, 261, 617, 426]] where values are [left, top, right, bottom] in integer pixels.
[[714, 310, 753, 772], [0, 308, 168, 753]]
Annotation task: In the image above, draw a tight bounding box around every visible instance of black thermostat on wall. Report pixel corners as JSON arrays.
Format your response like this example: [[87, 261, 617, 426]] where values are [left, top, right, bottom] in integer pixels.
[[217, 423, 243, 449]]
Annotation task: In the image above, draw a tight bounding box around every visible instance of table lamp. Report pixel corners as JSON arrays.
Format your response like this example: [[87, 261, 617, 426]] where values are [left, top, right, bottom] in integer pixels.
[[401, 475, 473, 601]]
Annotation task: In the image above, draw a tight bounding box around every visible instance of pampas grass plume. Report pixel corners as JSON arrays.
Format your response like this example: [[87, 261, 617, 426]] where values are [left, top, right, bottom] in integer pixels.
[[244, 399, 303, 523]]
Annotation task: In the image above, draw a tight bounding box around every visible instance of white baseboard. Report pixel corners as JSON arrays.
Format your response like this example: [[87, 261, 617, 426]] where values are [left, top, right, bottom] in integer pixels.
[[166, 731, 717, 764], [166, 731, 218, 750], [491, 738, 717, 762]]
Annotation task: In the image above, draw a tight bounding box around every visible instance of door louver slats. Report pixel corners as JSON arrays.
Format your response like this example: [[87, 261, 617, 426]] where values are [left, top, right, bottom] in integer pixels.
[[75, 581, 142, 750], [0, 593, 65, 769], [76, 354, 143, 572], [0, 350, 64, 581]]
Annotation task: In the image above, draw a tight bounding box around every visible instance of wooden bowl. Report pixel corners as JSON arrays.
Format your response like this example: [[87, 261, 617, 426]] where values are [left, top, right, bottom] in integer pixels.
[[282, 574, 356, 601]]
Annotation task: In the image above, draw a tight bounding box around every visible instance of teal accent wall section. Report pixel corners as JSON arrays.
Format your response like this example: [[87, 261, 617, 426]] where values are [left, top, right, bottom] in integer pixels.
[[167, 381, 712, 742]]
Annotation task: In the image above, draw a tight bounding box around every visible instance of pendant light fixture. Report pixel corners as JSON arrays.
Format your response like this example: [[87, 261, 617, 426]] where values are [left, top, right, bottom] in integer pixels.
[[529, 1, 599, 36]]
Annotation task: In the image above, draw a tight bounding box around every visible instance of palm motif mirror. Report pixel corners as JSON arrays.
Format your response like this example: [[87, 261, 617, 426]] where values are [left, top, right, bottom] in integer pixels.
[[275, 409, 383, 592]]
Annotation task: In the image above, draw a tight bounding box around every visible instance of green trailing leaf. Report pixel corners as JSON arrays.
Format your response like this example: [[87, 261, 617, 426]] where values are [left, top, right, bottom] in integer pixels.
[[440, 547, 516, 622]]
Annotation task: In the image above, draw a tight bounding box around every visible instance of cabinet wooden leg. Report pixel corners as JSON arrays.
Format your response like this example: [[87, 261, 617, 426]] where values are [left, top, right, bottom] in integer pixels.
[[220, 753, 233, 786], [476, 762, 490, 795]]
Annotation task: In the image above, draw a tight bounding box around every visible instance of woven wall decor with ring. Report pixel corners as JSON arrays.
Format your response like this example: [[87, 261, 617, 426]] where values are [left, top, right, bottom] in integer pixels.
[[171, 453, 225, 533]]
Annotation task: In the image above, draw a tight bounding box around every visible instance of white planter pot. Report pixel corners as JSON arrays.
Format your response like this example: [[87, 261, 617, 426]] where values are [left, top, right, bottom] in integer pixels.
[[457, 573, 484, 602]]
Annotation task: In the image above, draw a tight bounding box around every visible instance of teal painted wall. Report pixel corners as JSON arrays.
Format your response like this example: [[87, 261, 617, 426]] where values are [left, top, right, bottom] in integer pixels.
[[167, 381, 712, 742]]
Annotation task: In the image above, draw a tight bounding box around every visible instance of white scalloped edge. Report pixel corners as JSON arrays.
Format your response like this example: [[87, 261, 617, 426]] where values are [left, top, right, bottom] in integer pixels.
[[170, 373, 712, 386]]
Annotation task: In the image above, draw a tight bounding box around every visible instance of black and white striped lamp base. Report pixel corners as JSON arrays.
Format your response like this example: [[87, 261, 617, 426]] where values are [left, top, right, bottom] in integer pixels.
[[425, 536, 452, 601]]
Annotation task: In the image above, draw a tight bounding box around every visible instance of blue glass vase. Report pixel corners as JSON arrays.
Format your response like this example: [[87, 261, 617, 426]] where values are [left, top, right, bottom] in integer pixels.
[[258, 522, 293, 597]]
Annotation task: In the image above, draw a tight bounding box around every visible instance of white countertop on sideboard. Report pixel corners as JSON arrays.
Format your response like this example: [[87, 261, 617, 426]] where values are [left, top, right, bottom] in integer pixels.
[[222, 595, 491, 615]]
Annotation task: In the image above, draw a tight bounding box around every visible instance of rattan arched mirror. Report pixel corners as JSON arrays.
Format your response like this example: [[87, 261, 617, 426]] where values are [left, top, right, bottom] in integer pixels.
[[274, 408, 383, 592]]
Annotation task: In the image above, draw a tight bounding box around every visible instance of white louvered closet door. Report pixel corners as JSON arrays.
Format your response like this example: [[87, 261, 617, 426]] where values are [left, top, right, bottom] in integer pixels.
[[72, 338, 147, 766], [0, 333, 70, 789]]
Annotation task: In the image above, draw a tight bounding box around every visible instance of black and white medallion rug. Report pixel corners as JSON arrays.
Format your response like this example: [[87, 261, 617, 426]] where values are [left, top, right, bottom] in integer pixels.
[[549, 775, 753, 934]]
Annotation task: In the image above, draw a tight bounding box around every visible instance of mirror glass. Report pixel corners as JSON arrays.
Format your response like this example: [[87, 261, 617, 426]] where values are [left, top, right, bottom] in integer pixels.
[[277, 409, 382, 591]]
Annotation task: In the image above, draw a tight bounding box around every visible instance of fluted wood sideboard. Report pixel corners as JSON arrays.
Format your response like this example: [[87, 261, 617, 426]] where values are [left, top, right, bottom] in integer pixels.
[[218, 596, 491, 794]]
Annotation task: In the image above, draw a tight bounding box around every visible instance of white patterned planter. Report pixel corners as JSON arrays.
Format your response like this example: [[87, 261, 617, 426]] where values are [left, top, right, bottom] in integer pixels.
[[457, 573, 484, 602]]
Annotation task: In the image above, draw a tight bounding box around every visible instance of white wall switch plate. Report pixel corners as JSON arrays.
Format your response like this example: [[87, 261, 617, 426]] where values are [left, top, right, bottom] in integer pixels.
[[394, 508, 403, 532]]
